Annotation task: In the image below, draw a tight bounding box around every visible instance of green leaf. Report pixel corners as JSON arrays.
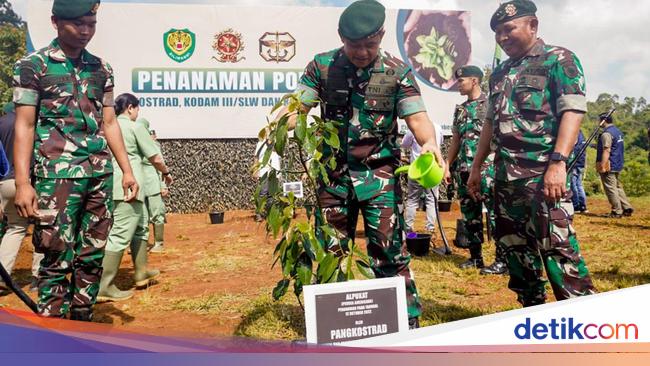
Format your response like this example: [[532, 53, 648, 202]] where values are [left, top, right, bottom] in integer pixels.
[[297, 263, 313, 286], [275, 122, 288, 155], [416, 34, 427, 48], [295, 114, 307, 141], [415, 53, 427, 65], [258, 128, 267, 140], [271, 93, 291, 114], [267, 205, 282, 236], [293, 280, 303, 297], [317, 253, 338, 283], [302, 233, 316, 260], [437, 34, 448, 47], [320, 225, 337, 240], [272, 279, 290, 300], [325, 132, 340, 149], [356, 260, 375, 279]]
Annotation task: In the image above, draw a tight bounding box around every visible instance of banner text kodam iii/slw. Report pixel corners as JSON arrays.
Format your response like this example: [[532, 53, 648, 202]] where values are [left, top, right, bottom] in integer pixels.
[[26, 1, 470, 138]]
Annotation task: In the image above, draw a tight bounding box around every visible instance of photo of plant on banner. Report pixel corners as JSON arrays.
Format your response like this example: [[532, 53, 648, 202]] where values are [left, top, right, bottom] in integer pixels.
[[398, 10, 471, 91]]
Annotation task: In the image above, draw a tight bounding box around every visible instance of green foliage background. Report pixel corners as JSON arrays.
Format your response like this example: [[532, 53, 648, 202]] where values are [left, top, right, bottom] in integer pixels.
[[0, 0, 26, 107], [582, 94, 650, 196]]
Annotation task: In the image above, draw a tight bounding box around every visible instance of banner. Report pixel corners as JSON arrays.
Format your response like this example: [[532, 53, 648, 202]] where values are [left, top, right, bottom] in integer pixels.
[[26, 1, 469, 138]]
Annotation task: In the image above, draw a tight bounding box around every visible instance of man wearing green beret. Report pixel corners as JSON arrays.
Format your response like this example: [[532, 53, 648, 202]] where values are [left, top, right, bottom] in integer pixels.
[[285, 0, 445, 328], [444, 66, 506, 275], [468, 0, 595, 306], [12, 0, 138, 320]]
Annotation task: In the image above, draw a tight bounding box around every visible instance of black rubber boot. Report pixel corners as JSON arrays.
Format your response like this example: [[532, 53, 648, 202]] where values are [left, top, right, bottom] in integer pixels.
[[459, 244, 484, 269], [70, 307, 93, 322]]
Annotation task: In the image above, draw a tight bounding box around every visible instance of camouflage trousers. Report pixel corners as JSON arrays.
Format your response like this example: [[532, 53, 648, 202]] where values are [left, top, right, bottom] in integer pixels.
[[33, 176, 114, 317], [455, 169, 496, 259], [494, 176, 596, 306], [316, 186, 422, 319]]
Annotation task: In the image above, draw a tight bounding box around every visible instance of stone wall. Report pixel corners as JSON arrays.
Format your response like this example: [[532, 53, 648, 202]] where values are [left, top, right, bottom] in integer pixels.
[[159, 137, 452, 213]]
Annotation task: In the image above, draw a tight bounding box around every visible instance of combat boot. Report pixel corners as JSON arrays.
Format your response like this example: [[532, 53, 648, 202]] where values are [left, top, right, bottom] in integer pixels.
[[131, 240, 160, 288], [408, 317, 420, 329], [459, 244, 484, 269], [480, 243, 508, 275], [70, 307, 93, 322], [97, 250, 134, 302]]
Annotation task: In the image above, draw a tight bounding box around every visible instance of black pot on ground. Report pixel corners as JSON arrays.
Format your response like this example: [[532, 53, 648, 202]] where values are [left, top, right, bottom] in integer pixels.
[[406, 233, 431, 256], [438, 199, 452, 212], [209, 211, 224, 224]]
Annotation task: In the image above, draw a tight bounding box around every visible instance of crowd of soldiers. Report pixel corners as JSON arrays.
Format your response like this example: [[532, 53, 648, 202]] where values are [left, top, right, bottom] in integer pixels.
[[0, 0, 633, 330]]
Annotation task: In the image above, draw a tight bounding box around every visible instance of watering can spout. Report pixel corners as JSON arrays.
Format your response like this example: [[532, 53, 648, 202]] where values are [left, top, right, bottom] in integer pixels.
[[395, 165, 410, 175]]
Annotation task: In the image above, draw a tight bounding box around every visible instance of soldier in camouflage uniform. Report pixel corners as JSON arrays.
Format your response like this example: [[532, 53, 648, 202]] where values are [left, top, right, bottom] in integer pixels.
[[12, 0, 139, 320], [292, 0, 444, 328], [445, 66, 506, 274], [468, 0, 595, 306]]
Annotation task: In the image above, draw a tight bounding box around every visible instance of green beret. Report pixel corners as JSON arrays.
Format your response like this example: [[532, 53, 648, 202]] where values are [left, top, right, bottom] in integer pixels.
[[3, 102, 15, 114], [338, 0, 385, 40], [52, 0, 101, 20], [454, 66, 483, 81], [490, 0, 537, 31]]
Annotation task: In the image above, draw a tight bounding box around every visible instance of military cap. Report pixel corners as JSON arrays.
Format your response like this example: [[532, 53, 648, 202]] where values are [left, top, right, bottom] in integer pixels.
[[454, 65, 483, 81], [338, 0, 386, 40], [490, 0, 537, 31], [52, 0, 101, 19]]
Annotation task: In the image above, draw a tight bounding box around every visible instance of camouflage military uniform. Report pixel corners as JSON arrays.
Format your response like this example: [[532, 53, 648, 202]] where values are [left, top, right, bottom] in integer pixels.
[[488, 39, 595, 306], [298, 48, 425, 318], [12, 39, 115, 317], [452, 94, 496, 259]]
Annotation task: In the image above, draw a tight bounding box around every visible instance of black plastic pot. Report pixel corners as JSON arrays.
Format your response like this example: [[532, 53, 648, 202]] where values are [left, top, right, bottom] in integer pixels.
[[406, 233, 431, 256], [438, 199, 452, 212], [209, 211, 224, 224]]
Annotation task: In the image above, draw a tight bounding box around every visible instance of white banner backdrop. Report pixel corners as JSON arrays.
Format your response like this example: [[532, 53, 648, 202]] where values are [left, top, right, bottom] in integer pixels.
[[26, 0, 469, 138]]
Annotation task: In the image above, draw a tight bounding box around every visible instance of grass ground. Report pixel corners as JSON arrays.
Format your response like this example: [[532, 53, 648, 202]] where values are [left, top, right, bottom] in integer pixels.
[[0, 195, 648, 341]]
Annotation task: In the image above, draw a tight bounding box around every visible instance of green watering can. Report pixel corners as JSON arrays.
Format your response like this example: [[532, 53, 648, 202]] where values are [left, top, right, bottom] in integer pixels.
[[395, 152, 444, 189]]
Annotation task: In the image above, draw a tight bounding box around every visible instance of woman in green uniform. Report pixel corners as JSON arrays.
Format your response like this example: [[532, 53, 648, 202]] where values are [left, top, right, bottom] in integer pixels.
[[98, 93, 173, 302], [136, 118, 168, 253]]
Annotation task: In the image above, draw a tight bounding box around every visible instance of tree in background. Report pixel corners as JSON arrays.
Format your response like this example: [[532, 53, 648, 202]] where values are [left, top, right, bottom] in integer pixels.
[[1, 0, 23, 27], [0, 0, 26, 107]]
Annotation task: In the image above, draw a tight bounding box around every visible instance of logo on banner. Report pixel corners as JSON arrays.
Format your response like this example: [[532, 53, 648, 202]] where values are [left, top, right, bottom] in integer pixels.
[[212, 28, 245, 63], [163, 29, 196, 63], [259, 32, 296, 63]]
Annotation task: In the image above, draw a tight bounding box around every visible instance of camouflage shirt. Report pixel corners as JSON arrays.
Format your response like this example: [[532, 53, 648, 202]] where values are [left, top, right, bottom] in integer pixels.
[[451, 93, 494, 172], [488, 39, 587, 181], [297, 48, 426, 201], [12, 38, 115, 179]]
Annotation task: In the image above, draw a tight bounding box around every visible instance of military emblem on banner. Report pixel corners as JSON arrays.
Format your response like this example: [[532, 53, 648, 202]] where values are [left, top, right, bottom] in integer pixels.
[[164, 29, 196, 63], [259, 32, 296, 63], [212, 28, 245, 63]]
